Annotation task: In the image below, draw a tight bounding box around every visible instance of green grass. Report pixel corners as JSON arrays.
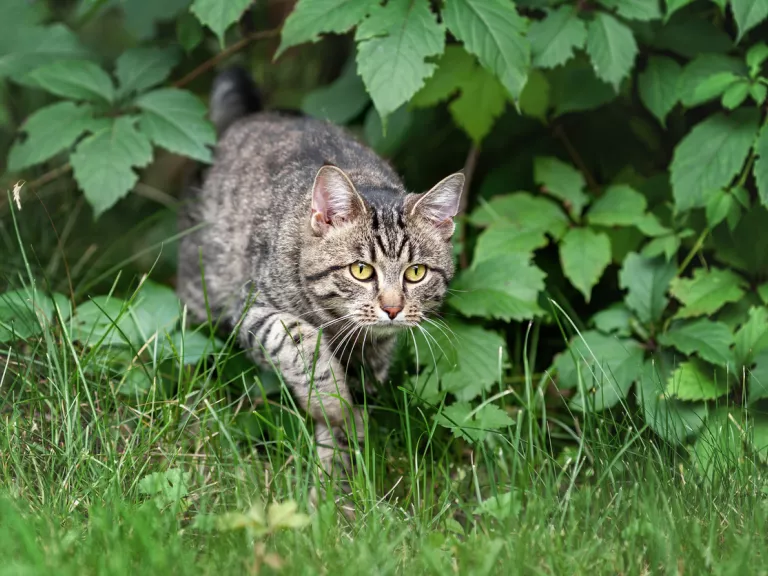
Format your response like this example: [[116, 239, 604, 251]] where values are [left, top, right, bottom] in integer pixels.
[[2, 201, 768, 575]]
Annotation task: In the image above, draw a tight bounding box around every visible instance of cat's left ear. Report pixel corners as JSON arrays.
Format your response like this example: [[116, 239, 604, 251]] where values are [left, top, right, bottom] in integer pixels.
[[409, 173, 465, 239]]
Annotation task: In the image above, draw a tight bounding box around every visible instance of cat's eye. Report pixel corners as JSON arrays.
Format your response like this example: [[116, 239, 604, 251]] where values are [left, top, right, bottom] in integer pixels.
[[404, 264, 427, 283], [350, 262, 375, 281]]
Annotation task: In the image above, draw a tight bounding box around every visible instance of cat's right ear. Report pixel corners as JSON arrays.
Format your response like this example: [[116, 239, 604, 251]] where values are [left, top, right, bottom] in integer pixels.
[[310, 165, 367, 235]]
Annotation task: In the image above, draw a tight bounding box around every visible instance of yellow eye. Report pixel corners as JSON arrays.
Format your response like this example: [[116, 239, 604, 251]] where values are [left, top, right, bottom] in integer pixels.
[[350, 262, 375, 281], [404, 264, 427, 283]]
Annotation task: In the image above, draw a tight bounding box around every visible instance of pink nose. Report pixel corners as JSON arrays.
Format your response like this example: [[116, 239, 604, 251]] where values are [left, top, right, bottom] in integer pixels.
[[381, 305, 403, 320]]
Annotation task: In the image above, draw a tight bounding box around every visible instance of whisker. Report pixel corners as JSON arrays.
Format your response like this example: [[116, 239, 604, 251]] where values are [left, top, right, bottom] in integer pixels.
[[415, 323, 440, 377]]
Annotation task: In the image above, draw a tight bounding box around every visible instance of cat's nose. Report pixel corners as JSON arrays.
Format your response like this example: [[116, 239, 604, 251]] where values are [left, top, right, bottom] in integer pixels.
[[381, 305, 403, 320]]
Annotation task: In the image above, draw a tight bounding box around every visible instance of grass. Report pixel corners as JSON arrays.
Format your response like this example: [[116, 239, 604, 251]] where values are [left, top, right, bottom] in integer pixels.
[[2, 199, 768, 575]]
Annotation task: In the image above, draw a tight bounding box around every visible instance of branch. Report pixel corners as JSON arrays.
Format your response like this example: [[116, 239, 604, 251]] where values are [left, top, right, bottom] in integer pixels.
[[458, 145, 480, 270], [552, 123, 600, 193]]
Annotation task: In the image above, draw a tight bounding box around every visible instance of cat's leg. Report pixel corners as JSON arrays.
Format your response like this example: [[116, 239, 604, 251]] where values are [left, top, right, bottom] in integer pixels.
[[238, 305, 364, 501]]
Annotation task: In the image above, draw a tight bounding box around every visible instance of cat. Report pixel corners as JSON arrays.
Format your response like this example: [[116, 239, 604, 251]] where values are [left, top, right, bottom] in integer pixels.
[[177, 68, 464, 508]]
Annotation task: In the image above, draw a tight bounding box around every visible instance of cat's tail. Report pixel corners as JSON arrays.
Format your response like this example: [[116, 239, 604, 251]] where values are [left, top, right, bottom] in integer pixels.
[[209, 67, 262, 136]]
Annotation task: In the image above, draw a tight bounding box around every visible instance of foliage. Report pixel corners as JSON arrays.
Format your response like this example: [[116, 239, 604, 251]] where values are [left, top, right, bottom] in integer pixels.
[[3, 0, 768, 494]]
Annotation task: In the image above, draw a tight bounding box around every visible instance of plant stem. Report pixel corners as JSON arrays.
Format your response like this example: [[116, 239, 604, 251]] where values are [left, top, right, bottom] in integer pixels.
[[458, 145, 480, 270]]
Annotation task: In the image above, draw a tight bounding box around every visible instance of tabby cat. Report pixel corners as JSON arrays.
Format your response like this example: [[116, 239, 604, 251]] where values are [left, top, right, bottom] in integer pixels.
[[177, 68, 464, 503]]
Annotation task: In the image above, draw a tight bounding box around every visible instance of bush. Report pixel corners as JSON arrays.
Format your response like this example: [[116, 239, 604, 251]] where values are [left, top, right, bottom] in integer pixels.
[[2, 0, 768, 465]]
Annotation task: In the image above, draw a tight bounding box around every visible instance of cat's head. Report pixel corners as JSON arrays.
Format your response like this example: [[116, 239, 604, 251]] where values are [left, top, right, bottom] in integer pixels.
[[302, 165, 464, 334]]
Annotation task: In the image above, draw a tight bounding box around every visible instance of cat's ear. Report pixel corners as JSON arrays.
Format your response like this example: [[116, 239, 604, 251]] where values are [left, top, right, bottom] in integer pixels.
[[310, 165, 367, 235], [409, 173, 465, 238]]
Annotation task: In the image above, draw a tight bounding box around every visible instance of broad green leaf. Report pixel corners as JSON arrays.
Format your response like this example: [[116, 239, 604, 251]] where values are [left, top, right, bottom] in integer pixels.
[[637, 359, 707, 443], [355, 0, 445, 121], [587, 185, 647, 227], [412, 321, 507, 401], [177, 13, 204, 53], [136, 88, 216, 163], [670, 109, 759, 211], [748, 418, 768, 461], [0, 0, 45, 28], [664, 0, 695, 20], [712, 206, 768, 276], [591, 304, 633, 337], [642, 234, 680, 261], [0, 24, 89, 79], [750, 350, 768, 402], [667, 359, 729, 401], [473, 225, 549, 264], [585, 12, 638, 90], [469, 193, 569, 239], [473, 492, 521, 521], [651, 13, 733, 58], [165, 330, 222, 365], [0, 288, 69, 343], [658, 319, 733, 366], [519, 69, 550, 121], [436, 402, 514, 443], [70, 117, 153, 217], [555, 331, 644, 411], [721, 80, 751, 109], [619, 252, 676, 325], [705, 189, 740, 229], [528, 6, 587, 69], [132, 281, 182, 345], [414, 46, 508, 143], [138, 469, 190, 509], [690, 72, 739, 103], [443, 0, 530, 101], [22, 60, 114, 103], [559, 228, 611, 302], [8, 102, 101, 171], [267, 501, 311, 530], [678, 55, 747, 107], [599, 0, 661, 20], [751, 82, 768, 104], [71, 296, 141, 346], [670, 268, 746, 319], [120, 0, 191, 40], [548, 58, 615, 116], [302, 58, 369, 125], [277, 0, 378, 57], [638, 56, 681, 127], [755, 124, 768, 208], [690, 409, 744, 483], [450, 254, 546, 321], [730, 0, 768, 42], [190, 0, 253, 44], [533, 157, 589, 216], [115, 47, 180, 97], [734, 307, 768, 366], [363, 106, 412, 156], [747, 42, 768, 76]]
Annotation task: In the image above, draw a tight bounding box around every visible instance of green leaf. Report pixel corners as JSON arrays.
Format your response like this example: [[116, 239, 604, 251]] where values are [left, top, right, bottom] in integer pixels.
[[176, 13, 204, 53], [638, 56, 681, 127], [120, 0, 191, 41], [591, 304, 633, 337], [642, 234, 680, 261], [443, 0, 530, 101], [412, 321, 507, 402], [712, 206, 768, 276], [637, 359, 707, 443], [165, 330, 222, 365], [70, 117, 153, 217], [678, 55, 747, 107], [734, 307, 768, 366], [132, 281, 182, 345], [115, 47, 180, 97], [651, 13, 733, 58], [363, 105, 412, 156], [437, 402, 514, 443], [518, 69, 550, 122], [585, 12, 638, 90], [667, 359, 730, 401], [750, 82, 767, 105], [659, 319, 733, 366], [670, 268, 747, 319], [302, 59, 369, 125], [414, 46, 508, 143], [355, 0, 444, 122], [548, 57, 615, 116], [267, 501, 311, 530], [599, 0, 662, 20], [587, 185, 647, 227], [528, 6, 587, 69], [755, 124, 768, 208], [750, 350, 768, 402], [450, 254, 546, 321], [72, 296, 140, 346], [555, 331, 644, 411], [0, 24, 89, 80], [138, 469, 190, 509], [8, 102, 101, 171], [747, 42, 768, 76], [22, 60, 114, 103], [190, 0, 253, 45], [721, 81, 751, 109], [559, 228, 611, 302], [473, 225, 549, 264], [619, 252, 676, 325], [277, 0, 378, 57], [469, 193, 569, 239], [730, 0, 768, 42], [136, 88, 216, 163], [670, 109, 759, 211], [533, 157, 589, 216], [0, 288, 68, 343], [690, 72, 739, 104], [705, 189, 740, 229], [664, 0, 695, 20], [747, 418, 768, 461]]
